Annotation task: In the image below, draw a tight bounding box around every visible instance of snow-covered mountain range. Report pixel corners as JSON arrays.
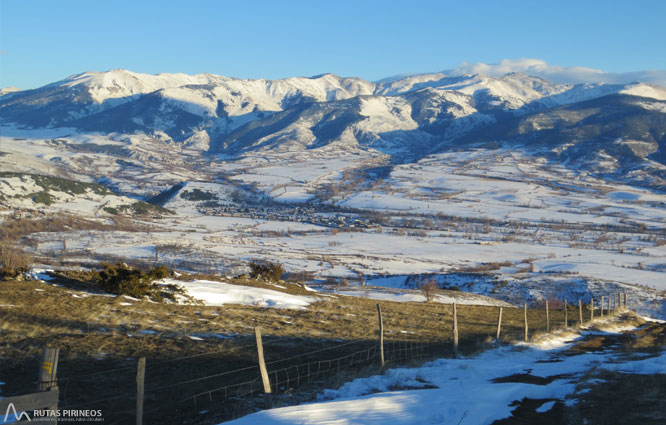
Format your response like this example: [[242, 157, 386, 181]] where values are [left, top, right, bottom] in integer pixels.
[[2, 68, 666, 189]]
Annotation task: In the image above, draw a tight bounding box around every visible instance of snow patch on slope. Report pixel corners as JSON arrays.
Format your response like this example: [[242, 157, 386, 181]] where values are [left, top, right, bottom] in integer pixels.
[[165, 278, 318, 309]]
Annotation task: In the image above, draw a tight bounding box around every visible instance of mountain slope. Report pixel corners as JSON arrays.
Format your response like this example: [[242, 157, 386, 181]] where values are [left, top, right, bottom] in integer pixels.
[[2, 69, 666, 189], [4, 69, 664, 139]]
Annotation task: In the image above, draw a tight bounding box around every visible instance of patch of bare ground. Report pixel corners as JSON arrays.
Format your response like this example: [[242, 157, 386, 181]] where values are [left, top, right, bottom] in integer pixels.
[[564, 371, 666, 424], [492, 316, 666, 425], [563, 319, 666, 424]]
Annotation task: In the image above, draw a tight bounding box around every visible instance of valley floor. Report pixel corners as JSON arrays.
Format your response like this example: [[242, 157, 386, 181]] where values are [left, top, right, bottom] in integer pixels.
[[2, 126, 666, 320]]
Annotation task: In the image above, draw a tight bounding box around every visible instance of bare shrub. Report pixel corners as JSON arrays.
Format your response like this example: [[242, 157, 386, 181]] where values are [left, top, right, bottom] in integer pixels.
[[0, 214, 150, 241], [155, 243, 191, 256], [254, 230, 287, 238], [248, 261, 285, 281], [0, 240, 32, 280], [285, 270, 315, 283], [419, 279, 439, 302], [408, 230, 428, 237], [535, 297, 565, 310], [462, 261, 513, 273]]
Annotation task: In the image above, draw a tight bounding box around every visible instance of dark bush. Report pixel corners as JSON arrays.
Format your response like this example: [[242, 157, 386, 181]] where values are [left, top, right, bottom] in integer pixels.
[[180, 189, 215, 201], [95, 263, 189, 302], [248, 261, 284, 281]]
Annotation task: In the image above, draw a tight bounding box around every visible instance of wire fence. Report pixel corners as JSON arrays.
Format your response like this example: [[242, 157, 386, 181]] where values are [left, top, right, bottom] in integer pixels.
[[8, 295, 630, 425]]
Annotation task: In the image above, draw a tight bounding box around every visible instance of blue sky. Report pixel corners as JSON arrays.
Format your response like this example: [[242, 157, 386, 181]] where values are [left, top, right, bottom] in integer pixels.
[[1, 0, 665, 89]]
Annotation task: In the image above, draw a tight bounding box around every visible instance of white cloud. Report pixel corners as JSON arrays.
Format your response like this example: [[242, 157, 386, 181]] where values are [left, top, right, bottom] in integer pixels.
[[445, 58, 666, 86]]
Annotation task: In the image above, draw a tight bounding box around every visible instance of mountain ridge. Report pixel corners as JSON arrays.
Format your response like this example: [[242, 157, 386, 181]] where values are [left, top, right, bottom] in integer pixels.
[[2, 69, 666, 190]]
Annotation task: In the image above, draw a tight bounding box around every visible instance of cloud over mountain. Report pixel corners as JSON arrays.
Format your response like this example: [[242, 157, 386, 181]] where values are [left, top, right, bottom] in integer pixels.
[[446, 58, 666, 86]]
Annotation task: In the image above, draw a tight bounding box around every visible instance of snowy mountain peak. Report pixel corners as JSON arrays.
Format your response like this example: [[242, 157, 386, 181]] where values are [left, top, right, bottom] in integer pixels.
[[619, 82, 666, 101], [0, 87, 22, 98], [60, 69, 221, 103]]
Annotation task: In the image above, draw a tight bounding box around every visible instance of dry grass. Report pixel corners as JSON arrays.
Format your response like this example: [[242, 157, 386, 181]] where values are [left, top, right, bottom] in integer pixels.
[[0, 275, 576, 358], [0, 275, 587, 424]]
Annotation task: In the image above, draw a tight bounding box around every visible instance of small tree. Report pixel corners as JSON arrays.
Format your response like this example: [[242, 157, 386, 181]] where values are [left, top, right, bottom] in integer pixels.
[[0, 240, 32, 280], [419, 279, 439, 302]]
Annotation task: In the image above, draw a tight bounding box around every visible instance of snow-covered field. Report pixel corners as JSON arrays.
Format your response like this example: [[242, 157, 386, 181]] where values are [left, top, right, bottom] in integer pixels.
[[2, 125, 665, 319], [224, 317, 666, 425]]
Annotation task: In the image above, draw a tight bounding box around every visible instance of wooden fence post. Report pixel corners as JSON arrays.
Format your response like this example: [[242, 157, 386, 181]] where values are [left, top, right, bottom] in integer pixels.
[[590, 299, 594, 322], [600, 296, 604, 319], [523, 303, 529, 342], [578, 299, 583, 326], [136, 357, 145, 425], [545, 300, 550, 333], [38, 347, 59, 393], [37, 347, 59, 416], [452, 303, 459, 357], [376, 304, 384, 367], [495, 307, 503, 347], [613, 294, 617, 314], [607, 296, 611, 317], [564, 299, 568, 328], [624, 293, 628, 310], [254, 327, 272, 408]]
